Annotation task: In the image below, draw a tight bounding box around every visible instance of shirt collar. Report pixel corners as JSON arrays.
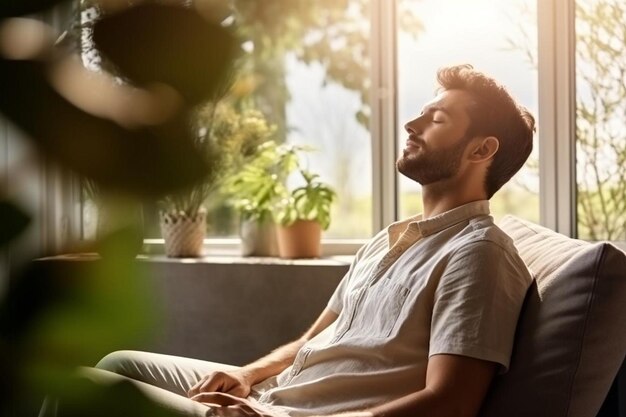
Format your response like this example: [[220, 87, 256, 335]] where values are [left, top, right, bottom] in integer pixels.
[[387, 200, 491, 247]]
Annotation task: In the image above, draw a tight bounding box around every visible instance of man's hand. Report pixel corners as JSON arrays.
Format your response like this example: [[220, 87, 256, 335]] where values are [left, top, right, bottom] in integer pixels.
[[188, 369, 254, 399], [190, 392, 275, 417]]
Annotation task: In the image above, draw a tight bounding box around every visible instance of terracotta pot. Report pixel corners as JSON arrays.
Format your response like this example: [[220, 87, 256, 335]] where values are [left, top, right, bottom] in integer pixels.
[[159, 209, 206, 257], [276, 220, 322, 259], [240, 218, 279, 257]]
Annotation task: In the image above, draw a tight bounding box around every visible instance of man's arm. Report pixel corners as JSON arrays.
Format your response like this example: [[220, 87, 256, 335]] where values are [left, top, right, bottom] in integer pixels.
[[188, 307, 339, 399], [323, 354, 497, 417]]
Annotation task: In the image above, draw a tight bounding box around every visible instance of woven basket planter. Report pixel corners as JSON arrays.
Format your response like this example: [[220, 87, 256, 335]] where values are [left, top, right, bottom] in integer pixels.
[[159, 209, 206, 258]]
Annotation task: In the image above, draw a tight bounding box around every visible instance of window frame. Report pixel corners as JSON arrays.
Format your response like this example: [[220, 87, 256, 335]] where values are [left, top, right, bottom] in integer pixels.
[[537, 0, 577, 237]]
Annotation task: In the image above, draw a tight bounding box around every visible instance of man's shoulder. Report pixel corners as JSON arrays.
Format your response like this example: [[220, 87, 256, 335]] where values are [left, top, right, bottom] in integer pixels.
[[445, 216, 531, 282], [459, 215, 517, 252]]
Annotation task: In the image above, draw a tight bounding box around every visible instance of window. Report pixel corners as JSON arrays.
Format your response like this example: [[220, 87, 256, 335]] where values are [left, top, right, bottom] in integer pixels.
[[74, 0, 625, 252]]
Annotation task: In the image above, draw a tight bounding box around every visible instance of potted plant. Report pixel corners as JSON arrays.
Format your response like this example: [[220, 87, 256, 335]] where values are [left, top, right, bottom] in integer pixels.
[[275, 168, 336, 259], [222, 141, 297, 256], [159, 99, 254, 257], [224, 141, 336, 258]]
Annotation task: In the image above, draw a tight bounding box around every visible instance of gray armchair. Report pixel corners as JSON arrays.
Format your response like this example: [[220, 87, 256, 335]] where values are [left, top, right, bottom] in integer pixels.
[[480, 216, 626, 417]]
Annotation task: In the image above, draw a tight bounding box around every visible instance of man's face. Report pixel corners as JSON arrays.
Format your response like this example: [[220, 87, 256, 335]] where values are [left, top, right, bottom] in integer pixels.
[[397, 89, 474, 185]]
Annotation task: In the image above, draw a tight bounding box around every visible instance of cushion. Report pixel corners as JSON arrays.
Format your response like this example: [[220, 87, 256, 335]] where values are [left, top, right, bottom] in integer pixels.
[[480, 215, 626, 417]]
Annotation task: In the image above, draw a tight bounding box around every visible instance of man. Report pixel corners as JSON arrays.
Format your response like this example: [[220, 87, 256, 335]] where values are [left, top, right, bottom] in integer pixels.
[[91, 64, 536, 417]]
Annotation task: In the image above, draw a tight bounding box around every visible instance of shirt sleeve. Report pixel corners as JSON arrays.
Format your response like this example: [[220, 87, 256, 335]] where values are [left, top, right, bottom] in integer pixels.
[[429, 240, 531, 373]]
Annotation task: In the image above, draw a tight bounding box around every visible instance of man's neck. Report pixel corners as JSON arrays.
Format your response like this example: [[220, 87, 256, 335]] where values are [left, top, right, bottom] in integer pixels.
[[421, 181, 487, 219]]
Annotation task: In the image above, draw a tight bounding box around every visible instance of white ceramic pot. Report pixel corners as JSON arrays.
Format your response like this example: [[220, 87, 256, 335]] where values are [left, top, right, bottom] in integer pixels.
[[240, 218, 279, 257]]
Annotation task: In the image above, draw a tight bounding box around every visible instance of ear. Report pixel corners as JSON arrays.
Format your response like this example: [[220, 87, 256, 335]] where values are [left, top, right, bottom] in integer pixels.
[[467, 136, 499, 163]]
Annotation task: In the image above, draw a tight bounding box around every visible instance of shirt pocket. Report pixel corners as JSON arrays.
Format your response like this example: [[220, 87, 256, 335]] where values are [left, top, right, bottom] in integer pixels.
[[350, 281, 411, 339]]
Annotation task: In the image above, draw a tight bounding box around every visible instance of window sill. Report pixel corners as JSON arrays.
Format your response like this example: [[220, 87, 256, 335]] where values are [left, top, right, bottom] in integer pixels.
[[136, 254, 354, 266], [40, 252, 354, 266], [142, 238, 367, 257]]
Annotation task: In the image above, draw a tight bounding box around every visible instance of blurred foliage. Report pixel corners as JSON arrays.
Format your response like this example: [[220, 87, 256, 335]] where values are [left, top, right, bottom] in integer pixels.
[[0, 57, 208, 198], [0, 0, 67, 18], [0, 0, 238, 415], [0, 200, 31, 248], [92, 3, 235, 105]]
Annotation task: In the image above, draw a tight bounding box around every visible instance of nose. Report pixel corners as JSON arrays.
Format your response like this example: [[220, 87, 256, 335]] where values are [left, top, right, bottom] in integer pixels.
[[404, 114, 424, 135]]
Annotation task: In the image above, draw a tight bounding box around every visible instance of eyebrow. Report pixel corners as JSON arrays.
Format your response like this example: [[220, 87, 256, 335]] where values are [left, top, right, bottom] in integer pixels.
[[421, 105, 452, 117]]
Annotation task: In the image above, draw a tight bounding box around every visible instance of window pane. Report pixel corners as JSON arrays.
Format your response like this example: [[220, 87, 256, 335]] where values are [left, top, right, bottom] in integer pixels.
[[575, 0, 626, 241], [396, 0, 539, 222], [285, 56, 373, 239]]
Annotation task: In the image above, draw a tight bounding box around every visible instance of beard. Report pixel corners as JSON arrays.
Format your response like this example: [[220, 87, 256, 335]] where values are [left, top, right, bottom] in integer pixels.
[[396, 135, 471, 185]]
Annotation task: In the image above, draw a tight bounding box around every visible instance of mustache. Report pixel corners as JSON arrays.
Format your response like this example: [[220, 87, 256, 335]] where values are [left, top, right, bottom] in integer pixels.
[[407, 134, 425, 146]]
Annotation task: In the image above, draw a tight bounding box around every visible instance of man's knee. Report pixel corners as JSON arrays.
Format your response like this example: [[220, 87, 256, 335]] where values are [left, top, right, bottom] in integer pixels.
[[95, 350, 136, 374]]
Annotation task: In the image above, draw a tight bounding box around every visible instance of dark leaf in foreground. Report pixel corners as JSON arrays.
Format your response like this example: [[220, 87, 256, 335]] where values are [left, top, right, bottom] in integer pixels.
[[0, 227, 159, 411], [0, 0, 67, 19], [0, 200, 31, 248], [0, 58, 209, 198], [94, 3, 239, 105]]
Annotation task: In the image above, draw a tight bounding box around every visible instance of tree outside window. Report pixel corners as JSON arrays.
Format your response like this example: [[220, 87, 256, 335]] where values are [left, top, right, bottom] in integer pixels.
[[574, 0, 626, 241]]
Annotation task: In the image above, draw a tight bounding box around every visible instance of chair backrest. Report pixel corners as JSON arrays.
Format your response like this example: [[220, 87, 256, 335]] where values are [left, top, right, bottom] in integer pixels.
[[480, 215, 626, 417]]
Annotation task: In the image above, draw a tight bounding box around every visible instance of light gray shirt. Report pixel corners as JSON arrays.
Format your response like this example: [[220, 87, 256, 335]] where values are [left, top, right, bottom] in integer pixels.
[[256, 201, 532, 416]]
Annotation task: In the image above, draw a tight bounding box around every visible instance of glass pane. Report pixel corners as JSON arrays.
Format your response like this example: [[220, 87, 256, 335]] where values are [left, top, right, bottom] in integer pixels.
[[574, 0, 626, 241], [285, 57, 372, 239], [396, 0, 539, 222], [283, 7, 373, 239]]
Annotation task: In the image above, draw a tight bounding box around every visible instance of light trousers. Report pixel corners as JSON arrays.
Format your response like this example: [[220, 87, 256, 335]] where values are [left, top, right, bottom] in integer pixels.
[[40, 350, 266, 417]]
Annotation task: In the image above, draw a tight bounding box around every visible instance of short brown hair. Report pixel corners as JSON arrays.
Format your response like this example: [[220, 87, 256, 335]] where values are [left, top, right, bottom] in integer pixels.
[[436, 64, 535, 198]]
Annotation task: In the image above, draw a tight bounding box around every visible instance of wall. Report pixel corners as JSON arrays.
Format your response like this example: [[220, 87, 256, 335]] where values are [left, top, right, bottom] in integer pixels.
[[33, 256, 349, 366], [147, 258, 349, 365]]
